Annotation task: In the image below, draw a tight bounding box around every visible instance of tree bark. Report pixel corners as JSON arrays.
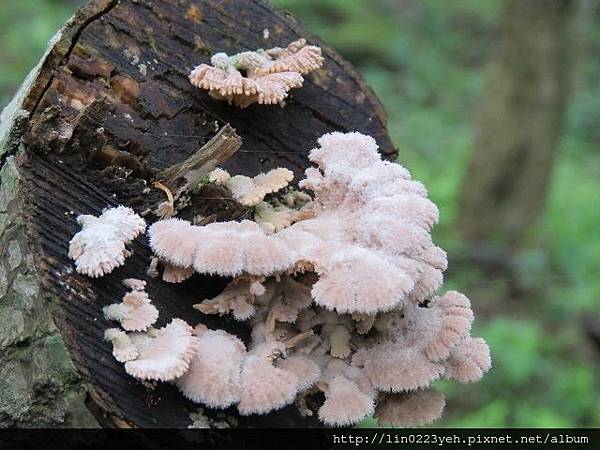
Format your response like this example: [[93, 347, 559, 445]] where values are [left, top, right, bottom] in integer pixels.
[[0, 0, 394, 428], [457, 0, 575, 245]]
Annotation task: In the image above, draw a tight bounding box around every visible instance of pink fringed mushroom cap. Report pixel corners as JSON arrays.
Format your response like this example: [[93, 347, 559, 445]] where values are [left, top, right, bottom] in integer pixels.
[[227, 168, 294, 206], [318, 374, 375, 427], [176, 329, 246, 408], [365, 345, 444, 392], [189, 39, 323, 108], [103, 280, 158, 332], [276, 356, 321, 391], [237, 343, 300, 415], [376, 389, 446, 427], [124, 319, 199, 381], [148, 218, 200, 268], [149, 219, 296, 278], [363, 291, 477, 392], [104, 328, 138, 363], [195, 221, 295, 276], [68, 206, 145, 277], [310, 247, 417, 314], [260, 38, 324, 74], [443, 336, 492, 383]]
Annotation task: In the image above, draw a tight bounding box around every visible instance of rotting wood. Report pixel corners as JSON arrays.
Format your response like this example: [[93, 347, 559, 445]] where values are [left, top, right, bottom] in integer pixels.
[[157, 124, 242, 197], [1, 0, 396, 428]]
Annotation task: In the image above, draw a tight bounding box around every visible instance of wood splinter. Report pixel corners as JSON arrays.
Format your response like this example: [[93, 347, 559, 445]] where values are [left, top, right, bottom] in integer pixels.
[[153, 124, 242, 218]]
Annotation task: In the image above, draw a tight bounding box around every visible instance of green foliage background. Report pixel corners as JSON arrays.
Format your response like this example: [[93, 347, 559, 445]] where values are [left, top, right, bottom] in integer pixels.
[[1, 0, 599, 428]]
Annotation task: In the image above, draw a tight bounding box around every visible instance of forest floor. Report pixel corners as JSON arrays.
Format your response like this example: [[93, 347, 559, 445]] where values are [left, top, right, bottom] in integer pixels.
[[2, 0, 599, 427]]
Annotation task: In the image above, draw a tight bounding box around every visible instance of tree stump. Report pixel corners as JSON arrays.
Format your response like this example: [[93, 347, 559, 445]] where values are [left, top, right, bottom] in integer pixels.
[[0, 0, 395, 428]]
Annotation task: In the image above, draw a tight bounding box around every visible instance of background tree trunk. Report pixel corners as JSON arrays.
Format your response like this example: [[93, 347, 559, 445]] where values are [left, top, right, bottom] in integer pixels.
[[457, 0, 576, 245], [0, 0, 395, 428]]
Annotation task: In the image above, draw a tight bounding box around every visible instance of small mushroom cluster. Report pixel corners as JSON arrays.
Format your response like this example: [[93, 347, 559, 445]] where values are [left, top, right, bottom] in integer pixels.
[[68, 132, 490, 426], [189, 39, 324, 107]]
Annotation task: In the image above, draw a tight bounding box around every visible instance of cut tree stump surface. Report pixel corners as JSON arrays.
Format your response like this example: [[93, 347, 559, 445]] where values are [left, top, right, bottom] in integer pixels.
[[2, 0, 395, 427]]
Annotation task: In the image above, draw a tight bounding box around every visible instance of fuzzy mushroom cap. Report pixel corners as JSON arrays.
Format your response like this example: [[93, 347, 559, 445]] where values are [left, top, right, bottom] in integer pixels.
[[276, 356, 321, 391], [162, 264, 194, 283], [148, 218, 200, 268], [201, 71, 304, 108], [68, 206, 145, 277], [443, 336, 492, 383], [104, 328, 138, 363], [310, 247, 417, 314], [124, 319, 199, 381], [150, 219, 296, 278], [227, 168, 294, 206], [176, 330, 246, 408], [100, 206, 147, 241], [251, 72, 304, 105], [376, 389, 446, 427], [363, 291, 476, 392], [237, 354, 299, 415], [260, 38, 324, 75], [419, 291, 474, 361], [365, 345, 444, 392], [103, 284, 159, 332], [122, 278, 146, 291], [208, 167, 231, 184], [254, 202, 295, 234], [189, 39, 322, 108], [310, 132, 382, 180], [318, 375, 375, 427]]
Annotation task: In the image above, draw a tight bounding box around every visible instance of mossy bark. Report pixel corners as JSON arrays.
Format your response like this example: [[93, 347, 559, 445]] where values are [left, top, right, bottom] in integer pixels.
[[457, 0, 576, 245], [0, 42, 98, 428], [0, 0, 394, 427]]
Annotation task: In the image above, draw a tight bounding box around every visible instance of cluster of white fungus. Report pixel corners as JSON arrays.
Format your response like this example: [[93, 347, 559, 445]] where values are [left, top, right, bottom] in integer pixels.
[[60, 23, 490, 425], [137, 131, 490, 426], [189, 39, 324, 108], [68, 128, 490, 426]]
